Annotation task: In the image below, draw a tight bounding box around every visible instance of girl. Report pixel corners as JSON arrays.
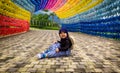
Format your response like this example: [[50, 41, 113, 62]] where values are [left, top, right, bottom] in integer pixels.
[[37, 28, 73, 59]]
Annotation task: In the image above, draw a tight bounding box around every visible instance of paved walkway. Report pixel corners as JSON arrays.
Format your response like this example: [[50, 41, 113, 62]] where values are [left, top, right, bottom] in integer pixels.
[[0, 30, 120, 73]]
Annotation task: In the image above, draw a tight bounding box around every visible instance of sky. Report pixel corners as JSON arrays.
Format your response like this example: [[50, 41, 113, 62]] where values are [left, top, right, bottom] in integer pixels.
[[34, 10, 53, 15]]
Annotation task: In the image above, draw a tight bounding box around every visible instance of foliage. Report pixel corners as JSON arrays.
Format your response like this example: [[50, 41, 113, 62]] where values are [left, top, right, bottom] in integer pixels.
[[31, 14, 50, 22], [30, 13, 60, 30]]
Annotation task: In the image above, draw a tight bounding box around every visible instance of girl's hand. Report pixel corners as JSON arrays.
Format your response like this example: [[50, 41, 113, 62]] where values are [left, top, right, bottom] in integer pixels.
[[53, 41, 57, 43], [56, 48, 59, 53]]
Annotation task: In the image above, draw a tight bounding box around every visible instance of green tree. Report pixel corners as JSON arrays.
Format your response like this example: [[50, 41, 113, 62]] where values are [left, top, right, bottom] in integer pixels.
[[31, 11, 59, 30]]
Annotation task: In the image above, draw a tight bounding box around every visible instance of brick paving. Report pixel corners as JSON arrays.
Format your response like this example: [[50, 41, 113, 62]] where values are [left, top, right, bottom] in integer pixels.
[[0, 30, 120, 73]]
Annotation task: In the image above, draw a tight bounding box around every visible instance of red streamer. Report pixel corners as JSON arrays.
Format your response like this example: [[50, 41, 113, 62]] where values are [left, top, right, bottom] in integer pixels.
[[0, 14, 29, 36]]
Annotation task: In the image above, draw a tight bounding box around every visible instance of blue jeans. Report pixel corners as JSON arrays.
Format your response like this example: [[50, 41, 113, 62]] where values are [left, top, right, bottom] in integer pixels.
[[38, 42, 71, 58]]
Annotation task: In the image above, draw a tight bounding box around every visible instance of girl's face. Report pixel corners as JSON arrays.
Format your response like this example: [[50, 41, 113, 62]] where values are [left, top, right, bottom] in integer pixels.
[[59, 32, 67, 39]]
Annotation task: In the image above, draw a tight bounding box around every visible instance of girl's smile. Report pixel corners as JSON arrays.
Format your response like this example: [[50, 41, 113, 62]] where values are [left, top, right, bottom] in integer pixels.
[[59, 32, 67, 39]]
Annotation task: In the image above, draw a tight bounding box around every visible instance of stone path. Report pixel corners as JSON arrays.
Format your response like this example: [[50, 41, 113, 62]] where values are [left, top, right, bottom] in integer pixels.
[[0, 30, 120, 73]]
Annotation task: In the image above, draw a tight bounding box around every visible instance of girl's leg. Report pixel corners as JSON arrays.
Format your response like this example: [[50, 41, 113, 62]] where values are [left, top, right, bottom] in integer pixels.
[[37, 43, 60, 59], [37, 49, 71, 59], [44, 42, 60, 53], [46, 49, 71, 58]]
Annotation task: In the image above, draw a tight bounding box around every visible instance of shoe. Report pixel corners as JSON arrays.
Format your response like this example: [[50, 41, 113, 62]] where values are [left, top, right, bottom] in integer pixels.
[[37, 54, 42, 59]]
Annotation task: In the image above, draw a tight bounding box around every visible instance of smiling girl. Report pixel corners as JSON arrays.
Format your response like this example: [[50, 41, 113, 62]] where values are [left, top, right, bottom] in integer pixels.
[[37, 28, 73, 59]]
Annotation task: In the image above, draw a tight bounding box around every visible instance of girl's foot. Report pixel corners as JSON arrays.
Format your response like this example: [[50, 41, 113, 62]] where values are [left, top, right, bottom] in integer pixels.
[[37, 53, 47, 59], [37, 54, 42, 59]]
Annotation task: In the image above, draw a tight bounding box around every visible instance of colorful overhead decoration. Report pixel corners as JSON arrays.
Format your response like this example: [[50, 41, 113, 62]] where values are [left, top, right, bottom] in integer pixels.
[[0, 0, 120, 39]]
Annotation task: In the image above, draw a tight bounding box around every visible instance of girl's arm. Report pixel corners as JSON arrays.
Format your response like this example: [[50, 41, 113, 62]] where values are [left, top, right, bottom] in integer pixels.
[[57, 40, 61, 43]]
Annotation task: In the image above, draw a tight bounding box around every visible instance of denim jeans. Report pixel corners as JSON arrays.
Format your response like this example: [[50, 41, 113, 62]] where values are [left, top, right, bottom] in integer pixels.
[[38, 42, 71, 58]]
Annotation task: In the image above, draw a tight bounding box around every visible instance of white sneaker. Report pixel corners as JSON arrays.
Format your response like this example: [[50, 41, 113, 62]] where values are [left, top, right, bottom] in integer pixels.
[[37, 54, 41, 59]]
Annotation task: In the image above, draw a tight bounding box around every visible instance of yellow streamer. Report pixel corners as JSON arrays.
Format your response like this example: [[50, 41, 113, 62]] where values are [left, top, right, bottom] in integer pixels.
[[55, 0, 103, 19], [0, 0, 31, 21]]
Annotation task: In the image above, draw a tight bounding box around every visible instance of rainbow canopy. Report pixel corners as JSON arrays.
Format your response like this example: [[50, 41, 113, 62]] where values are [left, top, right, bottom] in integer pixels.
[[10, 0, 119, 24], [11, 0, 103, 19], [0, 0, 120, 39]]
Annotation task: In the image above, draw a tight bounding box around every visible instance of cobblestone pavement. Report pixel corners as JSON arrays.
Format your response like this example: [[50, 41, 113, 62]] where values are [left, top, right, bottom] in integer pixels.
[[0, 30, 120, 73]]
